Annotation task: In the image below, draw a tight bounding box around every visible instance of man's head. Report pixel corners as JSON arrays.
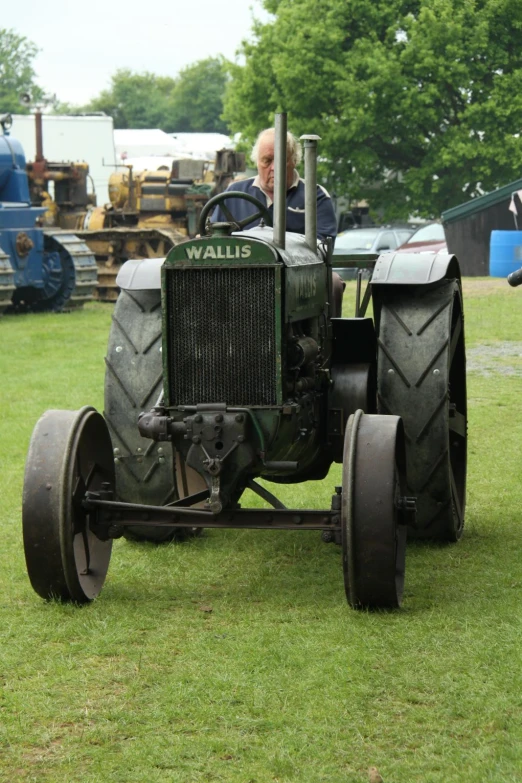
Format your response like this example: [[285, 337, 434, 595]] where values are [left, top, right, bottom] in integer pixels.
[[251, 128, 301, 195]]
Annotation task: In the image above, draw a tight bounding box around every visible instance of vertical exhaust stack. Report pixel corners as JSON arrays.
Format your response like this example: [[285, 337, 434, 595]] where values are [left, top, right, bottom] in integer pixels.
[[35, 109, 44, 162], [273, 112, 287, 250], [300, 134, 321, 256]]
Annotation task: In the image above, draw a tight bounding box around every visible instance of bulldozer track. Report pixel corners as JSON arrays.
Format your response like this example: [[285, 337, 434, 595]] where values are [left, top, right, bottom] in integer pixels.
[[0, 247, 15, 315], [76, 227, 186, 302], [43, 231, 98, 310], [376, 280, 467, 541]]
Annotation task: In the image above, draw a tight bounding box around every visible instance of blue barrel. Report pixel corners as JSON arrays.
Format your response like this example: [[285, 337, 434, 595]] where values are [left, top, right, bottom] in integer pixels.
[[489, 230, 522, 277]]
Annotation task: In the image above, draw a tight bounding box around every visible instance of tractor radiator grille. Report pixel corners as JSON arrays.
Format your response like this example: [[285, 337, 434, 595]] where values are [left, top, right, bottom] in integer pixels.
[[165, 266, 277, 406]]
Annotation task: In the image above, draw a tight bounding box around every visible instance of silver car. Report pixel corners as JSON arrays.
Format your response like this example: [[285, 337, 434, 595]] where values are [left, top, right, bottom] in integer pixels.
[[333, 226, 414, 280]]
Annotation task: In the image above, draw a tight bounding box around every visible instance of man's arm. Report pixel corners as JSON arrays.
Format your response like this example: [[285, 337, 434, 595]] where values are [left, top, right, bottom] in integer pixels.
[[316, 185, 338, 241]]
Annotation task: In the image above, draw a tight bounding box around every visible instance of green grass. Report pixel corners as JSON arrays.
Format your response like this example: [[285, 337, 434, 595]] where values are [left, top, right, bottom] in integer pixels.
[[1, 280, 522, 782]]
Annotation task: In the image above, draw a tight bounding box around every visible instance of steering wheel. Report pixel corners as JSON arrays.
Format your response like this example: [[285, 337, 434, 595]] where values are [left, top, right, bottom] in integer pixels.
[[199, 191, 272, 235]]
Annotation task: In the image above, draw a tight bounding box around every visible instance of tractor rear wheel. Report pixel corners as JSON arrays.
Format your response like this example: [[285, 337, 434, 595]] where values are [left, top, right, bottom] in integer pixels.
[[104, 288, 206, 542], [376, 279, 467, 541], [23, 407, 114, 603], [341, 410, 407, 609]]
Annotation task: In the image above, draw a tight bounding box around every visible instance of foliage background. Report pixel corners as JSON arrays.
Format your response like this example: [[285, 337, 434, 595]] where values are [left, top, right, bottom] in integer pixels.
[[56, 58, 230, 134], [0, 29, 44, 113], [223, 0, 522, 218]]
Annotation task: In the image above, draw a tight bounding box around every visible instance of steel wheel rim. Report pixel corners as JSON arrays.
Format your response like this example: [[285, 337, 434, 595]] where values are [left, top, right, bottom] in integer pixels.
[[23, 407, 114, 603], [342, 412, 407, 609], [61, 409, 114, 601]]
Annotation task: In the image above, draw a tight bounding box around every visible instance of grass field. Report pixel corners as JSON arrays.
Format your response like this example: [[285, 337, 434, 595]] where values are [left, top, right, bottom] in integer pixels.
[[1, 278, 522, 783]]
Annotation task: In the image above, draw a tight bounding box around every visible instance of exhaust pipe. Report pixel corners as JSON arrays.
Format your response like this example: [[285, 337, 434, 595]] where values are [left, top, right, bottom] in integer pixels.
[[300, 134, 321, 256], [35, 109, 44, 162], [273, 113, 287, 250]]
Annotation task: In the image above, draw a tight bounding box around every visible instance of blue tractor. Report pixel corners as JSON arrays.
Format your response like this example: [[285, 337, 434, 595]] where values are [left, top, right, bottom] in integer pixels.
[[0, 114, 97, 314]]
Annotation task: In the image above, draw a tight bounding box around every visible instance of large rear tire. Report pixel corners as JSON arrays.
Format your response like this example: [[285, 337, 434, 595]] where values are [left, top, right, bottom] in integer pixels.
[[104, 288, 206, 542], [376, 280, 467, 541]]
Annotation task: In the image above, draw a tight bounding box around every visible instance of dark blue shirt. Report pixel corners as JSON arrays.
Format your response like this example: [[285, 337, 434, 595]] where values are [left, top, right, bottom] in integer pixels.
[[211, 175, 337, 241]]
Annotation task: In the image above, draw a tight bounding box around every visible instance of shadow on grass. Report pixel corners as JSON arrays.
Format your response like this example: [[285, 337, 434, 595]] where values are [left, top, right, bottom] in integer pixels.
[[97, 527, 348, 610]]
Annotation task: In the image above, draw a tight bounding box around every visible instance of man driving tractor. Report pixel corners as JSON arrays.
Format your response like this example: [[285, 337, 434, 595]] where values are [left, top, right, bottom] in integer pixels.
[[212, 126, 343, 313], [212, 127, 338, 240]]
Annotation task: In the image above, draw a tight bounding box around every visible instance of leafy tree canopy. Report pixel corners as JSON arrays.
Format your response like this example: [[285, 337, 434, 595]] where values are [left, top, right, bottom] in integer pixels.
[[169, 57, 230, 134], [223, 0, 522, 218], [78, 69, 178, 129], [58, 57, 230, 134], [0, 28, 44, 114]]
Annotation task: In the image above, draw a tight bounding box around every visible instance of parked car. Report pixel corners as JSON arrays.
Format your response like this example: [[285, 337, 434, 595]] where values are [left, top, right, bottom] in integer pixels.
[[333, 226, 414, 280], [396, 222, 447, 253]]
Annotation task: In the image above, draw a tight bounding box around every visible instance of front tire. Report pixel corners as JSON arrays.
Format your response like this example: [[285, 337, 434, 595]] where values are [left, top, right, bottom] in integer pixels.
[[342, 410, 407, 609], [23, 407, 114, 602]]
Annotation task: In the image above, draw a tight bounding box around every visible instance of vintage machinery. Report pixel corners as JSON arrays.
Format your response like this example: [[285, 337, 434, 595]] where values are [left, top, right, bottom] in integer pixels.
[[28, 151, 210, 302], [78, 159, 211, 300], [27, 159, 94, 229], [32, 156, 246, 302], [82, 151, 246, 301], [26, 110, 246, 302], [0, 114, 97, 313], [22, 115, 467, 609], [25, 108, 97, 230]]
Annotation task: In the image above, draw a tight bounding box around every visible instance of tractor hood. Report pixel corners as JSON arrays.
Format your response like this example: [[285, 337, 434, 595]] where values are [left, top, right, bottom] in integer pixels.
[[116, 226, 325, 292], [167, 226, 323, 268]]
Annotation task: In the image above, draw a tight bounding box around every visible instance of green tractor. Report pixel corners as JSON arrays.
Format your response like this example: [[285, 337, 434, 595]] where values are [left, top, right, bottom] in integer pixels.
[[22, 115, 467, 609]]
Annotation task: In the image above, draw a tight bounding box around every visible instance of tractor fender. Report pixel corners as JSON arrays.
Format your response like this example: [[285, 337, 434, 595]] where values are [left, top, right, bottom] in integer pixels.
[[371, 251, 461, 285], [116, 257, 164, 291]]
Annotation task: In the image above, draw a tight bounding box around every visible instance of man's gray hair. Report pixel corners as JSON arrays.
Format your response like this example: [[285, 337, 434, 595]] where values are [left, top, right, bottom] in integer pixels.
[[251, 127, 302, 167]]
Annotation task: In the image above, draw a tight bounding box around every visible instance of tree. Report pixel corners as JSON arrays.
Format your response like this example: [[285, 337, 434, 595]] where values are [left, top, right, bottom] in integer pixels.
[[169, 57, 230, 133], [0, 28, 44, 113], [63, 57, 231, 133], [223, 0, 522, 218], [81, 69, 178, 129]]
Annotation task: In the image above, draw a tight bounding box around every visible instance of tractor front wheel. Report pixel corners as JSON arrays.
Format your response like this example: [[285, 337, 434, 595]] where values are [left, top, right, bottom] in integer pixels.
[[23, 407, 114, 603], [341, 410, 407, 609]]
